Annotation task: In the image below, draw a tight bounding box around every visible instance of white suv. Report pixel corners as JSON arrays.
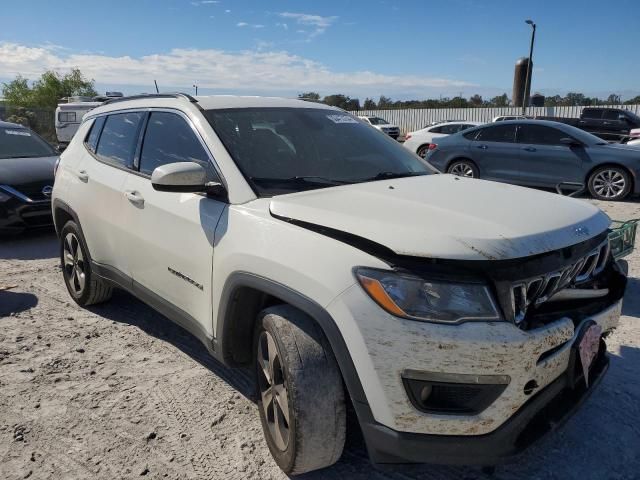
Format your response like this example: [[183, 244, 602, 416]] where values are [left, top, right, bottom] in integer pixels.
[[52, 94, 626, 474]]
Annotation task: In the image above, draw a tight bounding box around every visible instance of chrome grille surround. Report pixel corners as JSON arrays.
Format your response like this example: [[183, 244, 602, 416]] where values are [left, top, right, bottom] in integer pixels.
[[511, 238, 611, 325]]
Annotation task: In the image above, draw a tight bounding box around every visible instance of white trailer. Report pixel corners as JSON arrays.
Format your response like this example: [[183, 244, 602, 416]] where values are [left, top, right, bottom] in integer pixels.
[[55, 101, 102, 146]]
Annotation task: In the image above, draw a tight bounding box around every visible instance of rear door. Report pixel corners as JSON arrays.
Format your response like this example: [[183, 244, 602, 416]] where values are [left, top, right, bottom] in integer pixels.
[[601, 110, 629, 141], [578, 108, 605, 138], [469, 124, 520, 182], [516, 124, 584, 187], [122, 110, 226, 335]]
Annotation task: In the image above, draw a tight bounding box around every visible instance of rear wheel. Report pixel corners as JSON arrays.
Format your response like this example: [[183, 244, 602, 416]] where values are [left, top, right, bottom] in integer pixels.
[[255, 305, 345, 475], [447, 159, 479, 178], [416, 144, 430, 159], [588, 166, 631, 201], [60, 221, 112, 306]]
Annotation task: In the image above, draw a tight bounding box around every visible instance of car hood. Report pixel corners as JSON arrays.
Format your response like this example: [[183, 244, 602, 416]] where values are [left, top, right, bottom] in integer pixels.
[[269, 175, 610, 261], [0, 155, 58, 186]]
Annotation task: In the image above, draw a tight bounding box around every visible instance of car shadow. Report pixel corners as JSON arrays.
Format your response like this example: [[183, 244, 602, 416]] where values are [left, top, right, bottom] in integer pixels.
[[622, 276, 640, 317], [0, 290, 39, 317], [0, 228, 58, 260]]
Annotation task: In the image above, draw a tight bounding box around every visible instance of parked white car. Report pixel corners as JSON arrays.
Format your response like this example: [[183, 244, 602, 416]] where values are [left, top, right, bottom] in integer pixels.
[[358, 115, 400, 140], [492, 115, 531, 122], [52, 94, 625, 475], [403, 121, 481, 157]]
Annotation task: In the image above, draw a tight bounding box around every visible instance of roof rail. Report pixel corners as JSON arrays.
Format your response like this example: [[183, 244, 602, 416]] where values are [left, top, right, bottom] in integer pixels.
[[101, 92, 198, 105]]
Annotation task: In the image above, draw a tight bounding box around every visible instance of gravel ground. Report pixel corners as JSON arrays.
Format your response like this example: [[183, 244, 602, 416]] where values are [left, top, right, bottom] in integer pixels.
[[1, 198, 639, 480]]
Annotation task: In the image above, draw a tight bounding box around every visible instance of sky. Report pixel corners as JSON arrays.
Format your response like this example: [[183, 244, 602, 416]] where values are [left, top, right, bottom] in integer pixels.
[[1, 0, 638, 101]]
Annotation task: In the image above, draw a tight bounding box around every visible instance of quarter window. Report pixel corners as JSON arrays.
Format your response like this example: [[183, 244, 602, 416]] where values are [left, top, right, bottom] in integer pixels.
[[518, 125, 568, 145], [475, 125, 517, 143], [95, 112, 144, 167], [85, 116, 106, 153], [139, 112, 211, 176]]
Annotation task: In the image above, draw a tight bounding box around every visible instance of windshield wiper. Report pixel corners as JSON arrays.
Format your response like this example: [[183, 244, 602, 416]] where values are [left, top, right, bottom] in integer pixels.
[[356, 171, 428, 182], [250, 176, 352, 186]]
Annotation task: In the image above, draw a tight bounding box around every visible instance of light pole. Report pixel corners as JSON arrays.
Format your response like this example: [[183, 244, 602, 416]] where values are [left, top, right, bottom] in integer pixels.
[[193, 84, 198, 96], [522, 19, 536, 115]]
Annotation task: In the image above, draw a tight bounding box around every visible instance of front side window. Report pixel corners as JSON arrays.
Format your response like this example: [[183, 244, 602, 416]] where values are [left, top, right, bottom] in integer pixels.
[[139, 112, 211, 175], [475, 125, 517, 143], [0, 127, 57, 159], [95, 112, 144, 167], [603, 110, 622, 121], [204, 108, 433, 196], [518, 124, 568, 145], [58, 111, 77, 122]]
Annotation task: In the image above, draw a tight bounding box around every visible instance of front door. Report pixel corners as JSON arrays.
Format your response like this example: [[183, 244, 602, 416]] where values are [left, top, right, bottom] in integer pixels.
[[516, 124, 584, 188], [470, 124, 520, 183], [123, 111, 226, 336]]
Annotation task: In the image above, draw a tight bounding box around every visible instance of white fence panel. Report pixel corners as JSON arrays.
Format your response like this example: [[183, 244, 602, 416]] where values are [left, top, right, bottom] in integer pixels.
[[349, 104, 640, 134]]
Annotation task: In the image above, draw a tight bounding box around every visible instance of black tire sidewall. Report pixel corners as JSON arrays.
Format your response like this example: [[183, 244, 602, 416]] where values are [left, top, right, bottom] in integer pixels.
[[448, 159, 479, 178], [588, 166, 631, 201], [254, 316, 298, 472], [60, 220, 94, 305], [417, 144, 430, 158]]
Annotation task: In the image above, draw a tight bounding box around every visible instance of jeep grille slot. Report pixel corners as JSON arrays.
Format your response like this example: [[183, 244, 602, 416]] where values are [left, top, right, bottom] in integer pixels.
[[511, 238, 610, 325]]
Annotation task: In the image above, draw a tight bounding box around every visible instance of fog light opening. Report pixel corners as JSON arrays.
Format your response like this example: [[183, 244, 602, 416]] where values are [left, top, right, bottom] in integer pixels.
[[523, 380, 539, 396], [419, 385, 433, 403]]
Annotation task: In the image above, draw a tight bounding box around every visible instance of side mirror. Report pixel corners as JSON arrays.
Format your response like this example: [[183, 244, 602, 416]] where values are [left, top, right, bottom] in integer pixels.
[[559, 137, 582, 147], [151, 162, 210, 193]]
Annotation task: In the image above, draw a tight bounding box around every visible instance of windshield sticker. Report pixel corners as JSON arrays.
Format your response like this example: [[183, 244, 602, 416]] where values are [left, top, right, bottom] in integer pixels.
[[5, 129, 31, 136], [326, 114, 358, 124]]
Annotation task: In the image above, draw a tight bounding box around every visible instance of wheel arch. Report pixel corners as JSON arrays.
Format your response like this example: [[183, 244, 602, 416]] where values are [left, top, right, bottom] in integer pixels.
[[52, 199, 81, 237], [585, 162, 636, 194], [445, 157, 479, 174], [215, 271, 368, 407]]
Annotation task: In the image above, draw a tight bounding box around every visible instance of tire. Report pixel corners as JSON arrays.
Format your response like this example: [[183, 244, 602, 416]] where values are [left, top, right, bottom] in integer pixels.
[[60, 220, 113, 306], [254, 305, 346, 475], [588, 166, 631, 201], [416, 144, 430, 159], [447, 159, 479, 178]]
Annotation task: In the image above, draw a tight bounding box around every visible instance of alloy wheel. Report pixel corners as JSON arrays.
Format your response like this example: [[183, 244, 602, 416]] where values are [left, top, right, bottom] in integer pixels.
[[257, 331, 290, 451], [593, 169, 626, 198], [417, 145, 429, 159], [63, 233, 86, 295], [450, 162, 475, 177]]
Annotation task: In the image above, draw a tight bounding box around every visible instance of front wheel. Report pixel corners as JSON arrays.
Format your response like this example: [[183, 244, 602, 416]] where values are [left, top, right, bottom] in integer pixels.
[[255, 305, 345, 475], [447, 159, 479, 178], [588, 166, 631, 201]]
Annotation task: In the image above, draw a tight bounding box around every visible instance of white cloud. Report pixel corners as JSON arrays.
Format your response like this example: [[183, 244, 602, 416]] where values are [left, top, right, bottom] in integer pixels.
[[236, 22, 265, 29], [191, 0, 219, 5], [0, 42, 474, 97], [278, 12, 338, 39], [225, 9, 230, 13]]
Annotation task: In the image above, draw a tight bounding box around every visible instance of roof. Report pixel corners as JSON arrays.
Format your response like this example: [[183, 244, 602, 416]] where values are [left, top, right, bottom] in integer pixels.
[[57, 102, 102, 109], [0, 120, 24, 128], [87, 94, 340, 118]]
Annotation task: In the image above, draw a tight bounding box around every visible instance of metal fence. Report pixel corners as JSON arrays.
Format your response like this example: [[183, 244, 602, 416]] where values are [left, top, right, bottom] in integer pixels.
[[349, 104, 640, 134]]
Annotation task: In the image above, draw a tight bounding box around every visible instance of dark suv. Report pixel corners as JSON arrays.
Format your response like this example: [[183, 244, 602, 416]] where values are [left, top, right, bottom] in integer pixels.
[[539, 108, 640, 142]]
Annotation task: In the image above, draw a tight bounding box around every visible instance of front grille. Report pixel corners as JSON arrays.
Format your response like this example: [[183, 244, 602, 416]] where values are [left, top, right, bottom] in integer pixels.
[[6, 183, 52, 202], [511, 239, 610, 325]]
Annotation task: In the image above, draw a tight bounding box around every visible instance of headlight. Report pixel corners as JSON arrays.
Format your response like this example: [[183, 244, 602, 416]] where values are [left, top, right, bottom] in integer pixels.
[[355, 267, 501, 324]]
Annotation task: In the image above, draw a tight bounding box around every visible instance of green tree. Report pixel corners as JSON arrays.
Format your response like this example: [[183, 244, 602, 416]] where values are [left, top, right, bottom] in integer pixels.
[[2, 75, 34, 107], [322, 94, 360, 110], [606, 93, 621, 105], [298, 92, 320, 102], [363, 98, 376, 109], [489, 93, 509, 107], [624, 95, 640, 105], [469, 94, 483, 107], [377, 95, 392, 108]]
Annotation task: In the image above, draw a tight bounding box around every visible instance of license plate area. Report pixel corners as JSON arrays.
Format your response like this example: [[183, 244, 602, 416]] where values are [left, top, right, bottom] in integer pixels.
[[568, 321, 603, 388]]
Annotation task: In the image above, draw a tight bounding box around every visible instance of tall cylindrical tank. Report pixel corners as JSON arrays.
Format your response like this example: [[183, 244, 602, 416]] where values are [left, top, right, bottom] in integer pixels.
[[512, 57, 532, 108]]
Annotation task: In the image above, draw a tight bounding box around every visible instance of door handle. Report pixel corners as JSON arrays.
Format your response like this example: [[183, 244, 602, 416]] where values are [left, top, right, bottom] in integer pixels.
[[477, 144, 488, 149], [522, 146, 537, 152], [77, 170, 89, 182], [125, 190, 144, 206]]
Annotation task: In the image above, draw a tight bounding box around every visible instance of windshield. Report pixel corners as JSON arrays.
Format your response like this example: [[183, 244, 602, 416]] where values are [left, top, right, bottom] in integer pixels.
[[368, 117, 389, 125], [205, 108, 432, 196], [0, 127, 57, 159], [624, 110, 640, 123]]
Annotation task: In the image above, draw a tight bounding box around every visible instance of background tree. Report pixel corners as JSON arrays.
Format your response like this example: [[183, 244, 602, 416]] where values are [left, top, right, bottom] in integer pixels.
[[606, 93, 621, 105], [624, 95, 640, 105], [363, 98, 377, 109], [489, 93, 509, 107], [322, 94, 360, 110], [469, 94, 483, 107], [298, 92, 320, 102], [377, 95, 392, 108]]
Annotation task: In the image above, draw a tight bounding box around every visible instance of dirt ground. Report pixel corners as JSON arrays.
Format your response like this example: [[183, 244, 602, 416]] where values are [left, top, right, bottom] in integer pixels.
[[1, 198, 639, 480]]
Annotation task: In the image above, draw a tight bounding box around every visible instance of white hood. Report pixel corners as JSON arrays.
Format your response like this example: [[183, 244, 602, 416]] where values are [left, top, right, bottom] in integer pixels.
[[270, 175, 610, 261]]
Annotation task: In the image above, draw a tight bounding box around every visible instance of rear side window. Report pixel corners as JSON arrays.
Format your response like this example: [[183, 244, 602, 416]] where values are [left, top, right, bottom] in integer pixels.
[[139, 112, 211, 176], [463, 129, 480, 140], [602, 110, 621, 121], [430, 126, 443, 133], [85, 116, 106, 153], [475, 125, 517, 143], [96, 112, 144, 167], [582, 109, 603, 119], [518, 125, 568, 145], [58, 111, 77, 122]]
